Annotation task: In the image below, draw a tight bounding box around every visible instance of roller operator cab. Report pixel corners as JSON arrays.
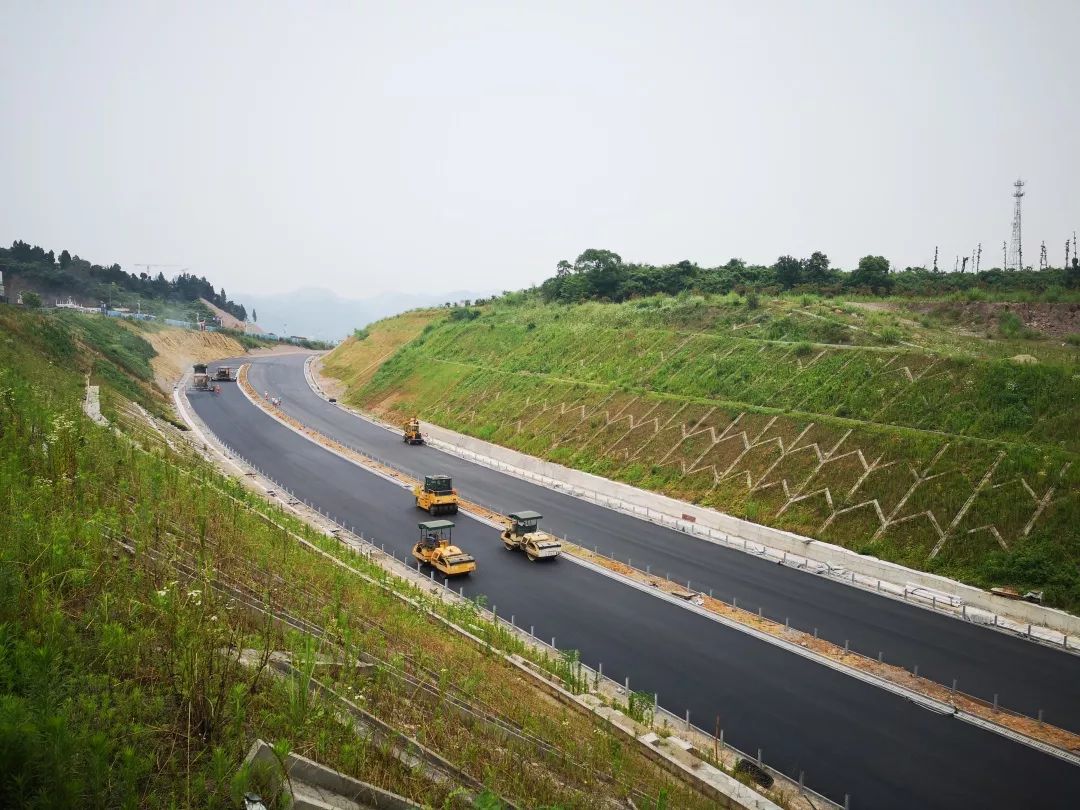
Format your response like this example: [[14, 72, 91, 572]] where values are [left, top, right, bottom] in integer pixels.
[[412, 520, 476, 576], [413, 474, 459, 515], [501, 510, 562, 561], [402, 416, 424, 445]]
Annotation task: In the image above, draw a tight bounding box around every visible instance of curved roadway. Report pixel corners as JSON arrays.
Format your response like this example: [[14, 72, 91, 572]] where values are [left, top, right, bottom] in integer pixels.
[[250, 353, 1080, 733], [186, 359, 1080, 809]]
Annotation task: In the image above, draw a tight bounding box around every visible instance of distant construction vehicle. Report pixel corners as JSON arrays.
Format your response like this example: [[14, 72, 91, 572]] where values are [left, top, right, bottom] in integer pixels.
[[413, 475, 459, 515], [403, 416, 424, 445], [501, 511, 562, 561], [213, 366, 235, 382], [411, 520, 476, 576], [192, 363, 211, 391]]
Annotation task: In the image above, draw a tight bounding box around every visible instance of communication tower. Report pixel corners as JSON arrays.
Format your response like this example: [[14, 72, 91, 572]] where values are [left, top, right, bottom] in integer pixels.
[[1008, 179, 1025, 270]]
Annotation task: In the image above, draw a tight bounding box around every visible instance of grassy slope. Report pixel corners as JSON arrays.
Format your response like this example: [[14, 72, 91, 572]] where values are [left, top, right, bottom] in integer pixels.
[[321, 309, 444, 392], [327, 295, 1080, 611], [0, 307, 712, 809]]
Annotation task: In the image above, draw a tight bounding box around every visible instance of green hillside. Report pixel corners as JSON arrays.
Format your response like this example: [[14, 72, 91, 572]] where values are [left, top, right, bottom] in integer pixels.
[[328, 294, 1080, 611]]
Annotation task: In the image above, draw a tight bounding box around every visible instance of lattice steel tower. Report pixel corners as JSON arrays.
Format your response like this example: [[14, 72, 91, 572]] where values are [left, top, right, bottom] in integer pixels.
[[1008, 178, 1025, 270]]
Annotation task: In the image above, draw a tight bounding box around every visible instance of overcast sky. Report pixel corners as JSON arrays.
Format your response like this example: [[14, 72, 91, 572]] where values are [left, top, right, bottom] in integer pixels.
[[2, 1, 1077, 298]]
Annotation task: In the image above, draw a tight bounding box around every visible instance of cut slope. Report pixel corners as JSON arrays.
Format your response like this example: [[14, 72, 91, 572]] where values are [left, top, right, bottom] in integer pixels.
[[199, 296, 262, 332], [323, 297, 1080, 611], [319, 308, 443, 398]]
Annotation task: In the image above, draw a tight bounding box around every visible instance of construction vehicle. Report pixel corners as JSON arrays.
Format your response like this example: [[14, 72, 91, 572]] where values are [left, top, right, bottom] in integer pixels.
[[500, 511, 562, 561], [213, 366, 235, 382], [411, 520, 476, 576], [413, 475, 459, 515], [403, 416, 424, 445], [192, 363, 211, 391]]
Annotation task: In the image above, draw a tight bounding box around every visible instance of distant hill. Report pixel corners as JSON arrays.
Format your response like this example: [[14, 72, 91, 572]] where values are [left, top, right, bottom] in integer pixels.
[[236, 286, 496, 341], [0, 239, 249, 322]]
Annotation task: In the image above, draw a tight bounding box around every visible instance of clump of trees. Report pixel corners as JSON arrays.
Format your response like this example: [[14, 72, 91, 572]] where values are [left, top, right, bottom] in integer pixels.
[[1, 240, 248, 320], [539, 248, 1075, 304]]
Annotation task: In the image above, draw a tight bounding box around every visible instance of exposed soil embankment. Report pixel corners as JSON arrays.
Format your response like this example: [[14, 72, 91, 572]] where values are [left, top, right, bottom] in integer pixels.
[[199, 297, 264, 333], [916, 301, 1080, 338], [142, 328, 248, 390]]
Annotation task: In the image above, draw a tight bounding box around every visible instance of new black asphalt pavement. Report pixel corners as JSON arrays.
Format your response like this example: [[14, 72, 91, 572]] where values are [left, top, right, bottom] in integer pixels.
[[190, 370, 1080, 809], [248, 353, 1080, 734]]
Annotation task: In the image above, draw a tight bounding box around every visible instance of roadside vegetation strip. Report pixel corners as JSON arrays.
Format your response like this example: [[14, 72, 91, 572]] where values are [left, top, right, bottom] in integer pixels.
[[239, 364, 1080, 763]]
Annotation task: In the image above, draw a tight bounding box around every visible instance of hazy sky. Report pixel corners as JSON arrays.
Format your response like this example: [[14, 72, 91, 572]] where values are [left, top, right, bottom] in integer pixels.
[[2, 1, 1077, 298]]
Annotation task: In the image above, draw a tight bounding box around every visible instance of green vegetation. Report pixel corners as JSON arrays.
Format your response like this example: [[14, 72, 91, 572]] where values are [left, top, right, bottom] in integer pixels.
[[327, 295, 1080, 612], [1, 239, 249, 321], [1, 305, 714, 808], [538, 248, 1080, 305]]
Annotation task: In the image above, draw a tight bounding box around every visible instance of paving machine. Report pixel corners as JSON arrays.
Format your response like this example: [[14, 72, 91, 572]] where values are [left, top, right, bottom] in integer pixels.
[[414, 474, 459, 515], [192, 363, 211, 391], [412, 520, 476, 576], [403, 416, 424, 445], [501, 510, 562, 561]]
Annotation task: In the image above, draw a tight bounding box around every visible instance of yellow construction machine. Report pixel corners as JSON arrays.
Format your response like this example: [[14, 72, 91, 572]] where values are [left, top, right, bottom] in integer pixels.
[[403, 416, 424, 445], [412, 520, 476, 576], [413, 474, 459, 515], [501, 510, 562, 561], [213, 366, 235, 382], [192, 363, 211, 391]]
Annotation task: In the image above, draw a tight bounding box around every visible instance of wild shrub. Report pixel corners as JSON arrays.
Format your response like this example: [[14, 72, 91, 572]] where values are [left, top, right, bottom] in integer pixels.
[[997, 311, 1039, 340], [878, 326, 902, 345]]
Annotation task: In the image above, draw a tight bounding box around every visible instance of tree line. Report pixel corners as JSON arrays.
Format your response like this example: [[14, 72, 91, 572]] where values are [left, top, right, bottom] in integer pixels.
[[539, 248, 1080, 304], [1, 240, 248, 321]]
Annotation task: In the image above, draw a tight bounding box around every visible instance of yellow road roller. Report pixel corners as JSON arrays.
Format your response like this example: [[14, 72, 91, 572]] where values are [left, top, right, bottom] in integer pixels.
[[412, 519, 476, 576], [413, 474, 459, 515], [501, 510, 562, 561]]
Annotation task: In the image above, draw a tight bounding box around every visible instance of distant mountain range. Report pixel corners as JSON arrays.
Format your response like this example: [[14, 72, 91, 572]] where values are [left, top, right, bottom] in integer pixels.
[[234, 287, 495, 341]]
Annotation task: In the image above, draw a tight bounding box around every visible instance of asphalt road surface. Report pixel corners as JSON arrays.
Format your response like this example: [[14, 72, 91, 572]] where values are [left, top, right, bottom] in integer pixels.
[[189, 369, 1080, 809], [247, 353, 1080, 735]]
